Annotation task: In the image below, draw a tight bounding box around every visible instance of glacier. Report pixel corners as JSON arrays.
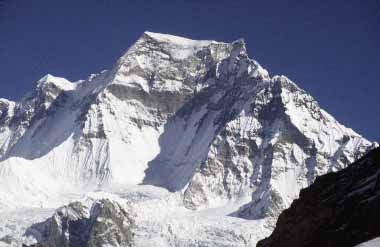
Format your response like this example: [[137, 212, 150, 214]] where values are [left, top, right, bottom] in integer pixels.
[[0, 32, 377, 246]]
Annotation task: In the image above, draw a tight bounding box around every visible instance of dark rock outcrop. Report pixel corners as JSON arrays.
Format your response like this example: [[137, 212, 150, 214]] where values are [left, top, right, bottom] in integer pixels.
[[26, 199, 134, 247], [257, 147, 380, 247]]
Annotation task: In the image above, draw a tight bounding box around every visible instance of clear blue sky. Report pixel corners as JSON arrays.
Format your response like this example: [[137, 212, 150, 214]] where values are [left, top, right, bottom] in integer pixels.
[[0, 0, 379, 141]]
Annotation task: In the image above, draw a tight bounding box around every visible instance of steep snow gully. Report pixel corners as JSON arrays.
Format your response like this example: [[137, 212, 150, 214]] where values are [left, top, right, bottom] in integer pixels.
[[0, 32, 377, 246]]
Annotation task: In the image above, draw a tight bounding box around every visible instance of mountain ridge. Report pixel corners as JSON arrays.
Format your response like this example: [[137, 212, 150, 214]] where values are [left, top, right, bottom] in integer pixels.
[[257, 147, 380, 247]]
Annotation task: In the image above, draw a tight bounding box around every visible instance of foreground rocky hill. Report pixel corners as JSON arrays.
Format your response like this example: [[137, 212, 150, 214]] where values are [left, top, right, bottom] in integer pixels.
[[257, 147, 380, 247], [0, 32, 377, 246], [27, 198, 134, 247]]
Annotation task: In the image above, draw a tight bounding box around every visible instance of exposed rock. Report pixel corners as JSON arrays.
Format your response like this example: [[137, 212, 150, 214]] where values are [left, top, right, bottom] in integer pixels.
[[28, 199, 134, 247], [257, 147, 380, 247], [0, 234, 17, 245]]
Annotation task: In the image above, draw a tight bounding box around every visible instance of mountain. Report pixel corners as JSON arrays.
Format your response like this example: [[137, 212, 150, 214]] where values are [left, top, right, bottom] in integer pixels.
[[257, 147, 380, 247], [0, 32, 377, 246]]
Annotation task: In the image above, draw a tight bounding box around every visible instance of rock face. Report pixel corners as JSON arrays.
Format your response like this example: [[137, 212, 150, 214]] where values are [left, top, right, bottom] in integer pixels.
[[257, 147, 380, 247], [28, 198, 134, 247]]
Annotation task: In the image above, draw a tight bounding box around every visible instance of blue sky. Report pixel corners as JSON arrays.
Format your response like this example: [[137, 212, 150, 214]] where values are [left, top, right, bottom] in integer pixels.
[[0, 0, 379, 141]]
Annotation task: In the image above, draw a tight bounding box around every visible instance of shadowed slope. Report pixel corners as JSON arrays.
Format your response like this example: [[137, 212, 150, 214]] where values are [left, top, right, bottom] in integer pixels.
[[257, 147, 380, 247]]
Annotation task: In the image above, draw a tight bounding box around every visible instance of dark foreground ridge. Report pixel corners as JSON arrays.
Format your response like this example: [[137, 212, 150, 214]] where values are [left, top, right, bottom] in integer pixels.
[[257, 147, 380, 247]]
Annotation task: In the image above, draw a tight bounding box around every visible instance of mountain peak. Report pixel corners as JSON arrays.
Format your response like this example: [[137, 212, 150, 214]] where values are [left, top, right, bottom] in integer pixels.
[[36, 74, 76, 91], [142, 31, 215, 46], [231, 38, 247, 56]]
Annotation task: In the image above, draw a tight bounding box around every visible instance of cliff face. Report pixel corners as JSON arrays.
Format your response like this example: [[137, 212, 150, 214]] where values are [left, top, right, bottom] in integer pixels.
[[257, 147, 380, 247]]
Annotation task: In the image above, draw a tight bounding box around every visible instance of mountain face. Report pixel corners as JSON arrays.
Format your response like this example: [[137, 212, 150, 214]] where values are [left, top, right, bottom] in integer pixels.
[[0, 32, 377, 246], [257, 147, 380, 247]]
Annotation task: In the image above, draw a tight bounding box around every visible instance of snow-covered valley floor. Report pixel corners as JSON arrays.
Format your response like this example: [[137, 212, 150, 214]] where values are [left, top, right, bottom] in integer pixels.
[[0, 185, 270, 247]]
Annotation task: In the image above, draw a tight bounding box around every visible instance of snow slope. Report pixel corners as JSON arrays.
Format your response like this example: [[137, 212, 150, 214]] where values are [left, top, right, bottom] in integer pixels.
[[0, 32, 377, 246], [356, 238, 380, 247]]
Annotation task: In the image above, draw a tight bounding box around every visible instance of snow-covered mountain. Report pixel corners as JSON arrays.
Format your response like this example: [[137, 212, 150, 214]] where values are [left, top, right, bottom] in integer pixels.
[[0, 32, 377, 246]]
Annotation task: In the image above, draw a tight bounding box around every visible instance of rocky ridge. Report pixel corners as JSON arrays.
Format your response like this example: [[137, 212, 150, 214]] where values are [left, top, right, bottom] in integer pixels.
[[29, 198, 134, 247], [257, 147, 380, 247]]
